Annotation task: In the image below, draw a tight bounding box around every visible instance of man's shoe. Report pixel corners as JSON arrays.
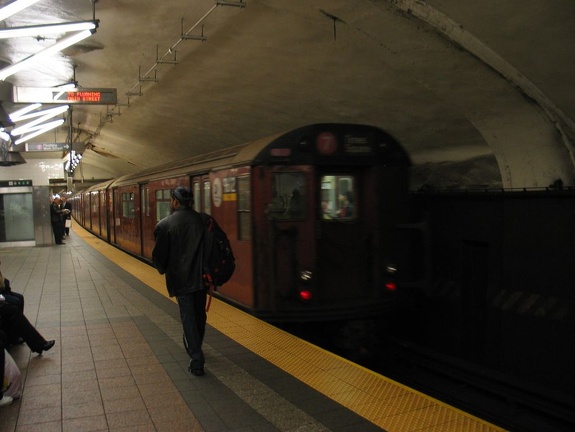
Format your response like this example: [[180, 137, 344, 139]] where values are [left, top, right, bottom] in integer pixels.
[[36, 340, 55, 355], [0, 395, 13, 408], [188, 360, 204, 376]]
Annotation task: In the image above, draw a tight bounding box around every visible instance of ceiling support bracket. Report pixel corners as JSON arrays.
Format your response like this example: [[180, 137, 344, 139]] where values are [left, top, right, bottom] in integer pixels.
[[181, 19, 207, 42], [138, 66, 159, 83], [156, 45, 178, 65], [216, 1, 246, 8]]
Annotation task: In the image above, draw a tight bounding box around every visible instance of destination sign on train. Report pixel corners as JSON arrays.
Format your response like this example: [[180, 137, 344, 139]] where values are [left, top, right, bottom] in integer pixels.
[[13, 87, 117, 105]]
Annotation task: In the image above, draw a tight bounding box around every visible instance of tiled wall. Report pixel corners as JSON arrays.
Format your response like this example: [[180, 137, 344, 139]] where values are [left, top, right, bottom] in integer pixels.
[[0, 158, 63, 186]]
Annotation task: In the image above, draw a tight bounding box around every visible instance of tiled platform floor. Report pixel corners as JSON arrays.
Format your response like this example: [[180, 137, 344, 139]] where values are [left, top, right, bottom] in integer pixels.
[[0, 229, 387, 432]]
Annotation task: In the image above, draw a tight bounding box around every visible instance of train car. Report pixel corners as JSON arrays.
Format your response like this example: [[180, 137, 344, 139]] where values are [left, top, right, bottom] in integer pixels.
[[76, 123, 412, 322]]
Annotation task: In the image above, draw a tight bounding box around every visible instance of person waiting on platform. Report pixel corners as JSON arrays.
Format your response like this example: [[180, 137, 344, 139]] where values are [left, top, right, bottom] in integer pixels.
[[0, 295, 55, 355], [0, 329, 13, 408], [61, 195, 72, 236], [50, 195, 68, 245], [0, 261, 24, 313]]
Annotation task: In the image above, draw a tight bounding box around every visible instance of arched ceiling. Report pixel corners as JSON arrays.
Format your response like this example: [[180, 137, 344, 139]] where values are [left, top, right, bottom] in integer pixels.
[[1, 0, 574, 190]]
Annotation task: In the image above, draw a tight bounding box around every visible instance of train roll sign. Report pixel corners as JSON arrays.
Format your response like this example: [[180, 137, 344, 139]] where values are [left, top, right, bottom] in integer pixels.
[[13, 87, 117, 105]]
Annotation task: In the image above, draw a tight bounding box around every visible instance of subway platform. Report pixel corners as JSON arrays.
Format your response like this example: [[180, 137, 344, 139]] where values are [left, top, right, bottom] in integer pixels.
[[0, 225, 506, 432]]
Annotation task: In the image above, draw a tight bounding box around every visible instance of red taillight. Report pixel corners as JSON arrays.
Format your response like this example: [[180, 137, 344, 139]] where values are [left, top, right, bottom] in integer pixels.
[[299, 290, 313, 301], [385, 282, 397, 292]]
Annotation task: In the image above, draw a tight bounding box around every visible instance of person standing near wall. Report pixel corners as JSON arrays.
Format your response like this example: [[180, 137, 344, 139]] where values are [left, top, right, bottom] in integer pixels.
[[50, 195, 66, 245], [61, 196, 72, 236]]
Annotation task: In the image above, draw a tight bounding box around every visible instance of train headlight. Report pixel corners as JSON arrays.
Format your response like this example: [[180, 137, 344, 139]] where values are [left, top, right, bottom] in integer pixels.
[[298, 270, 313, 301], [299, 270, 313, 283]]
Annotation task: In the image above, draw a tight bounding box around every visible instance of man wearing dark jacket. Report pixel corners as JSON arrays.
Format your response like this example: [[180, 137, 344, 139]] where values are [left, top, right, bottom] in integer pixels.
[[152, 186, 207, 376]]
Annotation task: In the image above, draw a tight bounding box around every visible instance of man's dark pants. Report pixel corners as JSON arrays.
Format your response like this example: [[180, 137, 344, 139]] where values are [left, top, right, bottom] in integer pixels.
[[177, 289, 207, 368]]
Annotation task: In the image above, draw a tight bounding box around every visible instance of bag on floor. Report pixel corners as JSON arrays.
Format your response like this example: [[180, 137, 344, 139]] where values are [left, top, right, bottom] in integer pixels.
[[3, 349, 22, 399]]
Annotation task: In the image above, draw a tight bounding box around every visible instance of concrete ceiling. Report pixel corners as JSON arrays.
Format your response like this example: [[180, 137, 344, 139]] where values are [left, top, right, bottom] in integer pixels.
[[1, 0, 574, 190]]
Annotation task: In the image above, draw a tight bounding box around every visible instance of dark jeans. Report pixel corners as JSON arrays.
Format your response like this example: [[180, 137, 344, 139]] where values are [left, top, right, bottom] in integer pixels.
[[177, 290, 207, 366]]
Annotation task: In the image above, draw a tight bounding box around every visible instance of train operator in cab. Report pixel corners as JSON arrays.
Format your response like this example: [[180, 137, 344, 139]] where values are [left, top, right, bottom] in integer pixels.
[[152, 186, 207, 377]]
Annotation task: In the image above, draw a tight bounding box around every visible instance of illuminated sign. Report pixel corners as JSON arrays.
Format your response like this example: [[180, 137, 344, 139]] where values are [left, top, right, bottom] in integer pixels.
[[25, 142, 70, 152], [13, 87, 117, 105]]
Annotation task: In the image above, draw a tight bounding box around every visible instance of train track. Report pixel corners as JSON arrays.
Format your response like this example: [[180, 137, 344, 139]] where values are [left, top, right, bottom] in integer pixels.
[[277, 320, 575, 432], [373, 339, 575, 432]]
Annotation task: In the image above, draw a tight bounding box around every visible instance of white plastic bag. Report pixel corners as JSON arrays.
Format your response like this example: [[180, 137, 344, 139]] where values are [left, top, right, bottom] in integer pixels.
[[3, 349, 22, 399]]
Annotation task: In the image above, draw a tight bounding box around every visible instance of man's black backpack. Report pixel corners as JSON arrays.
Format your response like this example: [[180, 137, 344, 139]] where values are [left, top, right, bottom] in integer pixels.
[[201, 213, 236, 289]]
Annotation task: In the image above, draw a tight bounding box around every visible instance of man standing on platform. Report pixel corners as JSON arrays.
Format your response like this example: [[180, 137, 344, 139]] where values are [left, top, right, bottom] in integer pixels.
[[61, 195, 72, 236], [50, 195, 66, 245], [152, 187, 207, 376]]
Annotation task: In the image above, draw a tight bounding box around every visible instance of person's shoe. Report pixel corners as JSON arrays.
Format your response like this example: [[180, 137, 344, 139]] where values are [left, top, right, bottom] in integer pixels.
[[36, 340, 55, 355], [0, 395, 13, 408], [188, 360, 204, 376]]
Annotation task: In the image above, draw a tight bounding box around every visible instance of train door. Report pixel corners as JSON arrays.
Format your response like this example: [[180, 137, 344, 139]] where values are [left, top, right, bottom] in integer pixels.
[[317, 170, 373, 303], [253, 166, 315, 312]]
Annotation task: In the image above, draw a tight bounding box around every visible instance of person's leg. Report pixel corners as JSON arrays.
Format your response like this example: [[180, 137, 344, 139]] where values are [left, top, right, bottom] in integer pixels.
[[192, 289, 207, 343], [177, 292, 205, 374], [0, 303, 54, 354], [0, 330, 13, 407]]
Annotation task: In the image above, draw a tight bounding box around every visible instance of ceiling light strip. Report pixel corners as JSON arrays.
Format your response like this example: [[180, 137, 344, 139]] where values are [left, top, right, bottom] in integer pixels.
[[0, 0, 42, 22], [0, 29, 94, 81], [8, 102, 42, 121], [14, 118, 64, 144], [11, 105, 69, 135], [0, 20, 98, 39]]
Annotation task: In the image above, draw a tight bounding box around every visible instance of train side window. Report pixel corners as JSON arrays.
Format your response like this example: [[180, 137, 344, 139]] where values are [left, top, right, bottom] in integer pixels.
[[122, 192, 135, 218], [155, 189, 172, 222], [237, 176, 251, 240], [203, 181, 211, 215], [142, 186, 149, 217], [267, 172, 306, 220], [321, 175, 356, 220], [193, 182, 201, 213]]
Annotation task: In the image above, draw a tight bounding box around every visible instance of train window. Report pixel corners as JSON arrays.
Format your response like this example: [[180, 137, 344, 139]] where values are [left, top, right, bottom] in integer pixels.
[[237, 176, 251, 240], [122, 192, 135, 218], [193, 182, 201, 212], [321, 175, 356, 220], [142, 187, 149, 217], [203, 181, 211, 215], [155, 189, 172, 222], [267, 172, 306, 220]]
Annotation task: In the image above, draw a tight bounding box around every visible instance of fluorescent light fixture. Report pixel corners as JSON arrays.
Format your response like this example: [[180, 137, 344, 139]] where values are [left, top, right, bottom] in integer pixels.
[[10, 105, 70, 136], [52, 82, 77, 101], [0, 0, 42, 22], [14, 118, 64, 144], [0, 29, 94, 81], [8, 102, 42, 121], [0, 20, 98, 39]]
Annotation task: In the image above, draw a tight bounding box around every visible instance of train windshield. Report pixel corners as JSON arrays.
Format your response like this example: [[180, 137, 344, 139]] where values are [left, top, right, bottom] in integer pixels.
[[267, 172, 306, 219], [321, 175, 356, 220]]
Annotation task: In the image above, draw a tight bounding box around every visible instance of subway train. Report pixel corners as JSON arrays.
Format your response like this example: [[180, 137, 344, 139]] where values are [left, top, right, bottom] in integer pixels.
[[71, 123, 413, 322]]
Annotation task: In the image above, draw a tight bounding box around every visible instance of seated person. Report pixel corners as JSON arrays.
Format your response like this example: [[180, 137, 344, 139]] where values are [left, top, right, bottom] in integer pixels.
[[0, 330, 13, 408], [0, 297, 54, 355], [0, 262, 24, 312]]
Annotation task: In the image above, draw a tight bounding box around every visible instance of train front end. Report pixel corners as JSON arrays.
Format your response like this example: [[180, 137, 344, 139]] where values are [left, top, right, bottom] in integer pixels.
[[250, 123, 412, 322]]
